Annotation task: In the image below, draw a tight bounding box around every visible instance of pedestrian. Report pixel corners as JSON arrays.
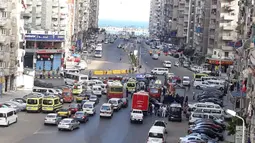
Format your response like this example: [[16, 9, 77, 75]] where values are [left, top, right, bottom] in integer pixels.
[[151, 103, 155, 115], [162, 105, 167, 117], [40, 71, 43, 79], [192, 92, 195, 100], [154, 106, 158, 116], [126, 88, 129, 98], [56, 67, 59, 74]]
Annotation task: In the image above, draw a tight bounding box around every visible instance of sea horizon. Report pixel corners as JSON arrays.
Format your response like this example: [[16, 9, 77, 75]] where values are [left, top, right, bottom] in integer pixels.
[[98, 19, 149, 29]]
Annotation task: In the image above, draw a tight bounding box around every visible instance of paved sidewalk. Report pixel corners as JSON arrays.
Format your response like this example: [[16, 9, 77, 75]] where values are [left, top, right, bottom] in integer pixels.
[[0, 89, 32, 102]]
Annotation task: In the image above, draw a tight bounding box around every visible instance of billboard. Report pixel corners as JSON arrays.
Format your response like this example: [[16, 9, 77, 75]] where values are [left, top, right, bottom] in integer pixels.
[[25, 34, 65, 41]]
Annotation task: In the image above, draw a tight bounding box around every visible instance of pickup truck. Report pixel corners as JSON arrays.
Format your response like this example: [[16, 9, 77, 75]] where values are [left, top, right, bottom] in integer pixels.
[[130, 109, 144, 124]]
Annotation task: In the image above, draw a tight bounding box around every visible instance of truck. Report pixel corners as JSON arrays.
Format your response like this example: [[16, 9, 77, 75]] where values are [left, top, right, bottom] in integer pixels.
[[131, 91, 149, 115], [130, 109, 144, 124]]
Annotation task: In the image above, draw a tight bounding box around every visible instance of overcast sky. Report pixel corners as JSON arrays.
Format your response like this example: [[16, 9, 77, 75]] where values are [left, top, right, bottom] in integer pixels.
[[99, 0, 150, 22]]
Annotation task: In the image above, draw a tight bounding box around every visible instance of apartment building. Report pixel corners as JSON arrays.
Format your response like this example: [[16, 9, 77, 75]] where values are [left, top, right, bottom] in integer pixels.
[[149, 0, 162, 38], [21, 0, 68, 71], [193, 0, 239, 71], [73, 0, 99, 50], [0, 0, 26, 93]]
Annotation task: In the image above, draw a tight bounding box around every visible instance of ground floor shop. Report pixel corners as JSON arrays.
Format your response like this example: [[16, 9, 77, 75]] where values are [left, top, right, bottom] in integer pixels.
[[205, 58, 234, 73], [24, 53, 63, 71]]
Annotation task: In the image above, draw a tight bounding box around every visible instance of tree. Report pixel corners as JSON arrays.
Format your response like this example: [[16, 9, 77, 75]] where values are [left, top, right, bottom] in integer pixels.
[[226, 115, 246, 135]]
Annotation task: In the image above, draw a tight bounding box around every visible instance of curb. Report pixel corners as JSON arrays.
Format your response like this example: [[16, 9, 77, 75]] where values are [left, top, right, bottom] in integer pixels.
[[35, 76, 62, 79]]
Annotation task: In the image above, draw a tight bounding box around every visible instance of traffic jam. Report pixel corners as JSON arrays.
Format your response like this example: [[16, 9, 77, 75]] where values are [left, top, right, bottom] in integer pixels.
[[0, 68, 230, 143]]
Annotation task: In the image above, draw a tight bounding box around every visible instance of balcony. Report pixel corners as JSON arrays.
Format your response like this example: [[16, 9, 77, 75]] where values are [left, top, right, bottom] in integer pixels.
[[211, 4, 217, 9], [0, 35, 6, 43], [60, 14, 66, 19], [0, 1, 7, 9], [222, 24, 235, 30], [222, 14, 235, 21], [209, 24, 216, 29], [222, 5, 234, 12], [0, 17, 7, 27], [36, 1, 42, 6], [52, 13, 58, 19], [210, 14, 217, 19], [222, 45, 233, 51], [21, 11, 32, 18], [179, 0, 185, 4], [36, 13, 41, 18], [222, 34, 236, 41], [52, 2, 58, 7], [26, 0, 32, 5]]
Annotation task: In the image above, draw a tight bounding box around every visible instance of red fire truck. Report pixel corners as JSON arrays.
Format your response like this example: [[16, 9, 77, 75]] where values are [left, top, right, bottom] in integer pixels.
[[132, 91, 149, 114]]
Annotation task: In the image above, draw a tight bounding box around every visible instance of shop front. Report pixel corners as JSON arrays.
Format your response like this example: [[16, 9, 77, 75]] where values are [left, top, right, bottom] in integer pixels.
[[36, 53, 62, 71], [205, 58, 234, 73]]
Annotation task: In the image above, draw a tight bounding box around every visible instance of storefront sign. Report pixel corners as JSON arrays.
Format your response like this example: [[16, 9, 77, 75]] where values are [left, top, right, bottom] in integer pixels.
[[36, 49, 63, 53], [25, 34, 65, 41], [37, 54, 54, 61], [207, 59, 233, 65]]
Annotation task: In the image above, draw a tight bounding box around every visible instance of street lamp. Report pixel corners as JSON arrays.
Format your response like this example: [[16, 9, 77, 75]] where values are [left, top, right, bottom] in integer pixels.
[[225, 109, 245, 143]]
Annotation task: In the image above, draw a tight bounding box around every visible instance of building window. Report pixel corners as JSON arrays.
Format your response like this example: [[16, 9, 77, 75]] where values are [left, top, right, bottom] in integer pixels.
[[1, 28, 6, 35], [1, 11, 7, 17], [224, 52, 229, 57], [214, 51, 217, 55]]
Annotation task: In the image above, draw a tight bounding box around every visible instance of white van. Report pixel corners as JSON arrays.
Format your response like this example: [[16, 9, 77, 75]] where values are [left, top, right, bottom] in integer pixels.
[[32, 87, 59, 95], [147, 126, 166, 143], [0, 108, 18, 126], [151, 68, 168, 75], [189, 112, 223, 124], [193, 108, 224, 118], [83, 102, 96, 115], [60, 68, 80, 77], [92, 85, 102, 97], [189, 102, 221, 110], [100, 103, 113, 118], [94, 46, 103, 58], [93, 80, 104, 85], [64, 73, 89, 85]]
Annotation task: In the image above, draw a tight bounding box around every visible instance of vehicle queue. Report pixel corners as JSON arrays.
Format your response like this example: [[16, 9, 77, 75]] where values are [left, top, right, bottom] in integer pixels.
[[0, 66, 231, 142]]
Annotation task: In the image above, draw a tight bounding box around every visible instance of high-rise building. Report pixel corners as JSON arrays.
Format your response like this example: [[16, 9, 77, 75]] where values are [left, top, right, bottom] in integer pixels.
[[149, 0, 162, 38], [73, 0, 100, 51], [193, 0, 239, 68], [21, 0, 69, 72], [0, 0, 26, 93]]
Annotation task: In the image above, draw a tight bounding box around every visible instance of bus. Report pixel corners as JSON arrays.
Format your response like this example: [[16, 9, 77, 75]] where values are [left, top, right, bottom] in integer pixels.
[[107, 81, 123, 99], [64, 73, 89, 85], [94, 46, 103, 58]]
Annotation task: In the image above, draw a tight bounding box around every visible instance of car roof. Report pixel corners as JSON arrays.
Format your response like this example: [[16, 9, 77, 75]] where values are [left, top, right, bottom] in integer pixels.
[[102, 103, 112, 106], [0, 108, 16, 113], [149, 126, 165, 133], [132, 109, 142, 112], [109, 98, 120, 100], [47, 113, 58, 116], [84, 101, 95, 105], [62, 118, 73, 121]]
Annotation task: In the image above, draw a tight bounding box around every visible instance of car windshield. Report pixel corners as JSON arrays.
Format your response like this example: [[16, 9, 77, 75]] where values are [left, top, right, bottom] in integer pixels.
[[148, 133, 163, 138], [109, 100, 117, 105], [170, 107, 181, 112], [133, 110, 142, 114], [84, 104, 93, 108], [27, 99, 38, 105], [110, 87, 123, 92], [59, 109, 68, 112], [101, 105, 110, 110], [43, 99, 53, 105], [75, 112, 84, 117], [150, 88, 159, 93], [47, 115, 56, 118], [63, 92, 71, 96], [69, 104, 78, 108], [127, 83, 135, 87], [90, 96, 97, 100], [0, 113, 5, 117], [62, 120, 71, 123], [154, 121, 166, 127]]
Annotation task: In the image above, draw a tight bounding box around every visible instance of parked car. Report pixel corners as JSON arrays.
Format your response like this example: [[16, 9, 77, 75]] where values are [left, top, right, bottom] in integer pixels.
[[44, 113, 62, 125]]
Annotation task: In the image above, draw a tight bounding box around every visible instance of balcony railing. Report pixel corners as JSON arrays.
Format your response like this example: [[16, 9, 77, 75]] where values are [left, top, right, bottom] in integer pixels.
[[0, 35, 6, 43], [222, 45, 233, 51], [0, 1, 7, 9], [0, 17, 7, 27], [222, 34, 237, 40], [222, 23, 235, 31], [221, 14, 235, 21]]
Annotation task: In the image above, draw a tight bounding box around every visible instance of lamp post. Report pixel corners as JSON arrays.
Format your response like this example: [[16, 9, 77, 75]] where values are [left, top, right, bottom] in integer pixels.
[[226, 109, 245, 143]]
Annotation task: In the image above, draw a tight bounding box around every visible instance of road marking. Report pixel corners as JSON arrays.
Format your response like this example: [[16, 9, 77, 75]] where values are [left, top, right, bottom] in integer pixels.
[[33, 127, 41, 134], [33, 130, 57, 134]]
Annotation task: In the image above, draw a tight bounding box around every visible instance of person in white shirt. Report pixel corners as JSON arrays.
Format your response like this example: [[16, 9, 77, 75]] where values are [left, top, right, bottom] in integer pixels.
[[162, 105, 167, 117]]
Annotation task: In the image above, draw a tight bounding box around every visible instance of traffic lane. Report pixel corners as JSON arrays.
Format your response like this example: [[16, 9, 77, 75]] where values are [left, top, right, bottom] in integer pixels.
[[16, 96, 135, 143], [166, 119, 189, 142], [0, 112, 45, 143], [35, 79, 65, 87]]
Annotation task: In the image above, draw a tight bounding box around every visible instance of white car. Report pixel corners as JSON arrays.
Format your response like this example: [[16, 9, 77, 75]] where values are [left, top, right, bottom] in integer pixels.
[[174, 61, 179, 67], [130, 109, 143, 123], [182, 76, 190, 86], [108, 98, 122, 111], [58, 118, 80, 131], [163, 61, 172, 68], [193, 81, 217, 89], [179, 135, 207, 143], [44, 113, 61, 125], [83, 102, 96, 115], [152, 120, 168, 134], [100, 103, 114, 118], [152, 54, 159, 60]]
